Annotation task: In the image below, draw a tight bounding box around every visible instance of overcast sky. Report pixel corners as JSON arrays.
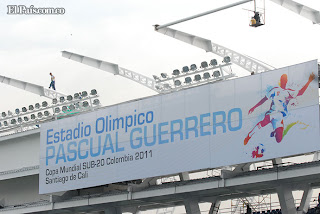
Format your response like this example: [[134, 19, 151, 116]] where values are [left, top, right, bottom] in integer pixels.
[[0, 0, 319, 113]]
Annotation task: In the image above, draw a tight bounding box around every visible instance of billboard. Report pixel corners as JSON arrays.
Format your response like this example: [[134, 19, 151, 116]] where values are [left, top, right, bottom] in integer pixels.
[[39, 60, 319, 194]]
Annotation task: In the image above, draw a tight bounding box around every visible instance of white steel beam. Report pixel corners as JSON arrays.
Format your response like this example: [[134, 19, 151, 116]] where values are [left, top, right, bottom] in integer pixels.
[[61, 51, 157, 92], [270, 0, 320, 24], [155, 27, 272, 73], [0, 75, 66, 99], [155, 0, 253, 30]]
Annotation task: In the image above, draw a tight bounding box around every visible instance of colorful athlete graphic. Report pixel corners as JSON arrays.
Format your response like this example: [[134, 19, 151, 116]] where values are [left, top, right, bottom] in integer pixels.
[[244, 72, 315, 145]]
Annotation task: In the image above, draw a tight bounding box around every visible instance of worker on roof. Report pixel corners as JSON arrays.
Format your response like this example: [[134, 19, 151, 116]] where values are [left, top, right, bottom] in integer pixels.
[[49, 73, 56, 90]]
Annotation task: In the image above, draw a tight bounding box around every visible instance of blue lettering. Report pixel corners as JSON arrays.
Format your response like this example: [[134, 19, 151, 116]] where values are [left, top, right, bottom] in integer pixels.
[[115, 132, 124, 152], [84, 125, 91, 136], [158, 122, 169, 144], [47, 129, 53, 144], [134, 110, 137, 126], [54, 132, 59, 143], [60, 129, 66, 142], [66, 129, 72, 140], [213, 111, 226, 134], [78, 139, 88, 159], [138, 113, 145, 125], [113, 117, 124, 130], [67, 141, 77, 161], [125, 115, 133, 132], [73, 123, 80, 139], [144, 125, 156, 146], [200, 113, 211, 136], [56, 144, 66, 164], [185, 116, 198, 139], [102, 134, 114, 154], [146, 111, 153, 123], [130, 128, 142, 149], [46, 146, 55, 165], [228, 108, 242, 131], [95, 117, 104, 134], [90, 137, 101, 157], [170, 119, 183, 142]]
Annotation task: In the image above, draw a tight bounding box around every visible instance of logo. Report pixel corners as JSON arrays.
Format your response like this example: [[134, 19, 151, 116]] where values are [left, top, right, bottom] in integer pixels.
[[7, 5, 65, 15]]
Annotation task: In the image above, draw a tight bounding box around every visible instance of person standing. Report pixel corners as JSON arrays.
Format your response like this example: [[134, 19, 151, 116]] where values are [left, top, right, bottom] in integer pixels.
[[49, 73, 56, 90], [246, 205, 252, 214]]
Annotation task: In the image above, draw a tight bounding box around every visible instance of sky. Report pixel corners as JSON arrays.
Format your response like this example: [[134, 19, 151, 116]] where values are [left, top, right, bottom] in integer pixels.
[[0, 0, 319, 113]]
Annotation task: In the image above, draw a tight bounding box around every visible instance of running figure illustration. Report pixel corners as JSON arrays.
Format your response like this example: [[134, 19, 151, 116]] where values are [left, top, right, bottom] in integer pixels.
[[244, 72, 315, 145]]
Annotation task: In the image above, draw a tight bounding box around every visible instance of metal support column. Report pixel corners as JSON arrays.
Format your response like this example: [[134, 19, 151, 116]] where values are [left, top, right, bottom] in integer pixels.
[[208, 198, 221, 214], [179, 172, 190, 181], [272, 158, 282, 166], [297, 184, 313, 214], [277, 185, 297, 214], [0, 198, 4, 208], [122, 207, 139, 214], [179, 172, 201, 214], [105, 207, 122, 214], [313, 151, 320, 161], [184, 198, 201, 214]]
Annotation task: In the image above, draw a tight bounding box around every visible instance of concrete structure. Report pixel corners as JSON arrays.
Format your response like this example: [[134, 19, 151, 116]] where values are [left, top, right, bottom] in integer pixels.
[[1, 125, 320, 213]]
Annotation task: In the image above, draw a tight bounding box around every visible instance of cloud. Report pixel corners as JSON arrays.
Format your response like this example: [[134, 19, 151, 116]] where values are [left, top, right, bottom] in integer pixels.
[[0, 0, 319, 114]]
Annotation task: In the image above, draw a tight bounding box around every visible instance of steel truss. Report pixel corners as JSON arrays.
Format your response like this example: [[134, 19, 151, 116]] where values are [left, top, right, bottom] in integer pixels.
[[0, 75, 66, 99], [61, 51, 157, 92], [155, 27, 273, 74]]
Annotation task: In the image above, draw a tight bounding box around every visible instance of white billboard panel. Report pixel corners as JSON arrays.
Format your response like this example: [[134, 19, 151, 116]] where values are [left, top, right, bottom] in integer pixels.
[[39, 60, 319, 194]]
